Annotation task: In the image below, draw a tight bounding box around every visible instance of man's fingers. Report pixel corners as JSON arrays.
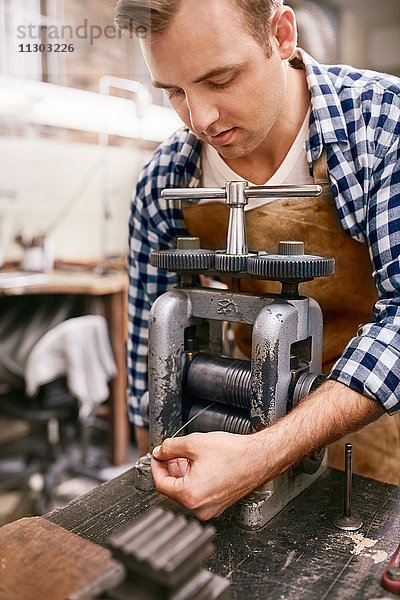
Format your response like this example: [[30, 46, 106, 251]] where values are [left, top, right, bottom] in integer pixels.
[[152, 435, 196, 461], [166, 457, 190, 478], [151, 456, 187, 501]]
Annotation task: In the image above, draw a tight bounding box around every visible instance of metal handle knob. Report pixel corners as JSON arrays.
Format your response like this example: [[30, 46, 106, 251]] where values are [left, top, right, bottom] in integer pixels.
[[160, 182, 323, 204], [161, 181, 322, 256]]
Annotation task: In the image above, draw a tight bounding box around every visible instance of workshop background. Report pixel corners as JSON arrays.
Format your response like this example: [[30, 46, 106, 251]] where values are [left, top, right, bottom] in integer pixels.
[[0, 0, 399, 525]]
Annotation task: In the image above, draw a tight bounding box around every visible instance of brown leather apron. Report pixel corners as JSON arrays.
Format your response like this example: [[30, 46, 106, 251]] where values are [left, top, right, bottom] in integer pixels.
[[182, 152, 400, 484]]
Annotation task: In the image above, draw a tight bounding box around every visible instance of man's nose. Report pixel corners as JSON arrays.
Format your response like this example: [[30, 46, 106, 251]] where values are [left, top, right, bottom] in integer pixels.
[[186, 94, 219, 135]]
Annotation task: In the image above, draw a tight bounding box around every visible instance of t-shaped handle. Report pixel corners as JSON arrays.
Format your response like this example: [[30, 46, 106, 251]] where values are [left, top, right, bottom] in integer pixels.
[[161, 181, 322, 255]]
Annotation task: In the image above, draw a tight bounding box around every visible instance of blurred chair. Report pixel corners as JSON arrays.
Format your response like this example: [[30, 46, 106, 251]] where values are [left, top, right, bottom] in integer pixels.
[[0, 314, 116, 514]]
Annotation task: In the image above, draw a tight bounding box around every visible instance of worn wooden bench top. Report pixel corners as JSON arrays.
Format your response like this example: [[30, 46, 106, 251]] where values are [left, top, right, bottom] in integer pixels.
[[45, 467, 400, 600]]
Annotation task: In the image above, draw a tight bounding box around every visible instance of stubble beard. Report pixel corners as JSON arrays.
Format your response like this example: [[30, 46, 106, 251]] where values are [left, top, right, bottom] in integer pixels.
[[210, 128, 268, 161]]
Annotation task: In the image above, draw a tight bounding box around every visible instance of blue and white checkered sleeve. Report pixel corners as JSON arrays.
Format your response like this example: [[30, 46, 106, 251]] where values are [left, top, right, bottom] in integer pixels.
[[329, 126, 400, 414], [127, 163, 187, 427]]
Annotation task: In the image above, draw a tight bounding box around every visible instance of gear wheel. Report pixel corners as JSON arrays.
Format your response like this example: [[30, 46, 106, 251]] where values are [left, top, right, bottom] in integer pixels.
[[215, 252, 256, 273], [247, 254, 334, 279], [150, 236, 216, 272], [150, 249, 215, 271], [247, 241, 335, 281]]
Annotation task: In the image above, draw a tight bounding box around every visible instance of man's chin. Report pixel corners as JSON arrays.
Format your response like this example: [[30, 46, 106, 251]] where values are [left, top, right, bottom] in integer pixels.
[[213, 145, 251, 161], [197, 130, 258, 160], [209, 136, 259, 161]]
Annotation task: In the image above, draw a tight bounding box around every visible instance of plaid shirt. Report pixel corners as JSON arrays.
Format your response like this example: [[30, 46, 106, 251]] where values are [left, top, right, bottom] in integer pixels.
[[128, 50, 400, 426]]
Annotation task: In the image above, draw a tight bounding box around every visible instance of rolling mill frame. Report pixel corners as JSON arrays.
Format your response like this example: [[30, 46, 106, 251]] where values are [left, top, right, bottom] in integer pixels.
[[133, 180, 335, 530]]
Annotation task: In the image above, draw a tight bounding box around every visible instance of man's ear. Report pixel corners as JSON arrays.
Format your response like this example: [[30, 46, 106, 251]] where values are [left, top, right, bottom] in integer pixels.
[[270, 6, 297, 60]]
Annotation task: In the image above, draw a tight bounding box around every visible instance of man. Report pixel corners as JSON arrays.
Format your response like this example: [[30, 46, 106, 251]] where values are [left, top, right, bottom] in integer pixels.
[[115, 0, 400, 520]]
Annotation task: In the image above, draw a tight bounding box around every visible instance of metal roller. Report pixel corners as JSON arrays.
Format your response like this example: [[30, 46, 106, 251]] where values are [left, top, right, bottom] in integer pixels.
[[186, 353, 251, 410], [187, 401, 251, 435]]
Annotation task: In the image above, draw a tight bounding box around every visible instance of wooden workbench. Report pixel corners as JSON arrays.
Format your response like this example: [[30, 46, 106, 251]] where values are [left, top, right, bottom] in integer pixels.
[[47, 467, 400, 599], [0, 267, 129, 465]]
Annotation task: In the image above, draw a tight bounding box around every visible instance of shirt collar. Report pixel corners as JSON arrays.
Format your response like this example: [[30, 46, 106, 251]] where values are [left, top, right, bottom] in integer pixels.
[[296, 48, 349, 162], [173, 130, 202, 186]]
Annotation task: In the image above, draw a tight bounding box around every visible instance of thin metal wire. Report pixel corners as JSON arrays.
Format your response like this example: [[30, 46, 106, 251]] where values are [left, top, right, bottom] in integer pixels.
[[170, 402, 216, 439]]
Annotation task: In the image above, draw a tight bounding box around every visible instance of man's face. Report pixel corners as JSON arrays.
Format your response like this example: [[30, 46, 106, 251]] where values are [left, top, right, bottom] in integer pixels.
[[141, 0, 288, 160]]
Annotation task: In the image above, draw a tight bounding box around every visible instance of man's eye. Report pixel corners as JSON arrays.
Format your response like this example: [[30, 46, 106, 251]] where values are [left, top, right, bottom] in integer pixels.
[[209, 75, 236, 90], [166, 88, 185, 100]]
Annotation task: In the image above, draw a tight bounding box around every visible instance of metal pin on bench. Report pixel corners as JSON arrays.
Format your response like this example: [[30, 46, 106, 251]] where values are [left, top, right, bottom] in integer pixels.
[[332, 442, 362, 531]]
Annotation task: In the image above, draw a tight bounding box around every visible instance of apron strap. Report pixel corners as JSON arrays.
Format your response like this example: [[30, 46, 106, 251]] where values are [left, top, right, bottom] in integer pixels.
[[311, 150, 330, 186]]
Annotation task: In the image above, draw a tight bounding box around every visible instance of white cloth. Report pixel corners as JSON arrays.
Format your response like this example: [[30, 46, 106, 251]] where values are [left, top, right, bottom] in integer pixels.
[[200, 109, 313, 210], [25, 315, 117, 419]]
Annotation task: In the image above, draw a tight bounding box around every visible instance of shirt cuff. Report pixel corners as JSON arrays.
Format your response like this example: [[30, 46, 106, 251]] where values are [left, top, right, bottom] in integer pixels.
[[328, 329, 400, 415]]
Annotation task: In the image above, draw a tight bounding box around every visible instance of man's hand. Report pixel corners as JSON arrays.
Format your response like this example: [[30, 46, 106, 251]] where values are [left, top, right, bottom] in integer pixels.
[[151, 381, 384, 520], [151, 431, 267, 520]]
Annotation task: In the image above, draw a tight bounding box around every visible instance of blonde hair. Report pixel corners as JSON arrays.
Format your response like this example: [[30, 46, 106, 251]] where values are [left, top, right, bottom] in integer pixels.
[[115, 0, 284, 55]]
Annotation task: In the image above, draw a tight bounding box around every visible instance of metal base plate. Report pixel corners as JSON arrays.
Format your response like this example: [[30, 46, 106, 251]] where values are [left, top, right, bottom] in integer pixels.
[[331, 513, 363, 531]]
